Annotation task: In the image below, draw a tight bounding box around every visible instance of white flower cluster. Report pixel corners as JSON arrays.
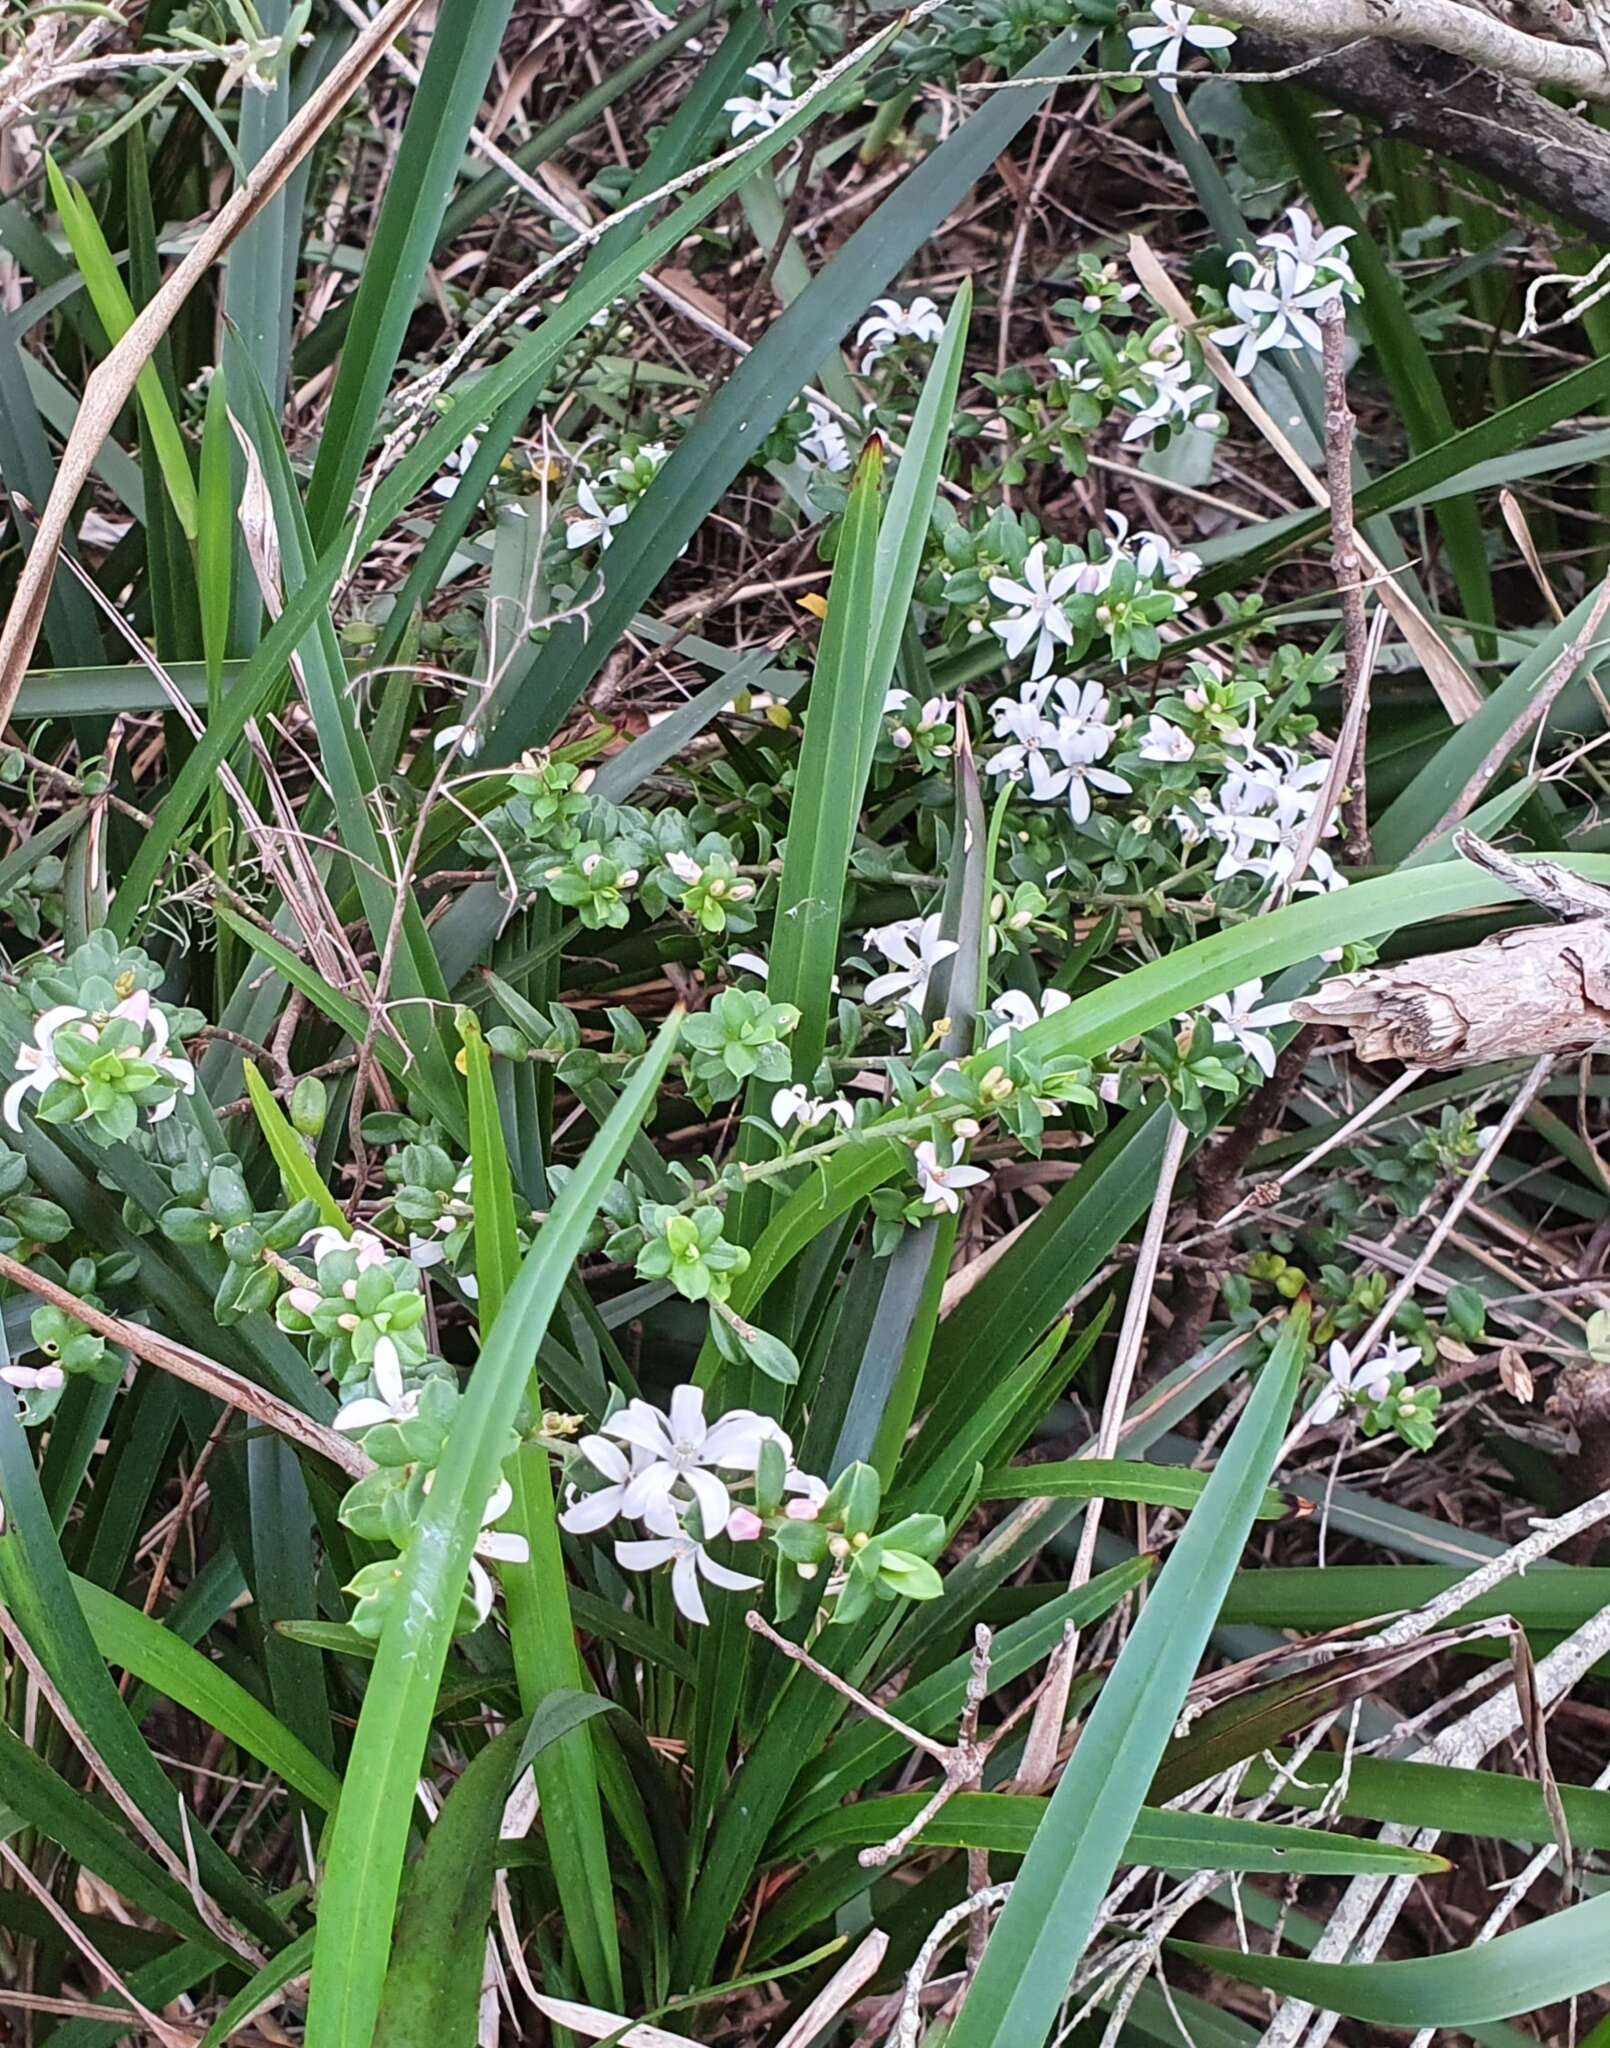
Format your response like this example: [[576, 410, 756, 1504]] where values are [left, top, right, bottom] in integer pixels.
[[405, 1168, 478, 1296], [986, 987, 1072, 1044], [864, 913, 957, 1040], [800, 399, 851, 473], [883, 687, 954, 754], [1, 1359, 64, 1399], [1197, 979, 1291, 1079], [461, 1481, 530, 1625], [1127, 1, 1236, 93], [287, 1223, 528, 1629], [1311, 1334, 1420, 1426], [725, 56, 796, 137], [1119, 323, 1219, 444], [559, 1385, 827, 1624], [431, 435, 481, 501], [564, 444, 668, 554], [912, 1137, 989, 1215], [987, 522, 1200, 681], [985, 676, 1131, 824], [3, 992, 196, 1132], [1174, 741, 1345, 892], [774, 1083, 854, 1132], [1211, 208, 1359, 379], [856, 295, 945, 375]]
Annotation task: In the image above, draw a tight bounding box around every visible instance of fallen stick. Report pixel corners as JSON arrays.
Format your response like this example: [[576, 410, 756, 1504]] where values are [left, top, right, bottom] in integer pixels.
[[1294, 832, 1610, 1067], [0, 1251, 366, 1480]]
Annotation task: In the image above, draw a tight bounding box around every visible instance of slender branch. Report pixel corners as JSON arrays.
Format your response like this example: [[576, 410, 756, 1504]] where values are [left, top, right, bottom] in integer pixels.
[[0, 1252, 366, 1480], [1319, 298, 1371, 865], [0, 0, 430, 716], [744, 1610, 952, 1764]]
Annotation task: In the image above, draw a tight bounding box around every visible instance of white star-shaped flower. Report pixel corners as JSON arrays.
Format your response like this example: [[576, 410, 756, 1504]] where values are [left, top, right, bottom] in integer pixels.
[[912, 1137, 990, 1216], [1310, 1334, 1418, 1425], [855, 295, 945, 373], [565, 479, 628, 551], [1200, 979, 1293, 1078], [1137, 715, 1195, 763], [1127, 2, 1236, 92], [614, 1530, 761, 1626], [864, 914, 958, 1024], [988, 543, 1084, 680]]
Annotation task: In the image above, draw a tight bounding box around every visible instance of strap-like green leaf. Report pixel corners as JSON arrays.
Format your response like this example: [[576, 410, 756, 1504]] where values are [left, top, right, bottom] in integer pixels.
[[1176, 1888, 1610, 2027], [306, 1011, 680, 2046], [944, 1313, 1308, 2048]]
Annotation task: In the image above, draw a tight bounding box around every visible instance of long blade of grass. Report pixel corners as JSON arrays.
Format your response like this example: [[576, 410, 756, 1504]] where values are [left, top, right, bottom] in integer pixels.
[[44, 156, 197, 538], [373, 1725, 524, 2046], [792, 1793, 1448, 1876], [733, 851, 1610, 1286], [1245, 1748, 1610, 1848], [1175, 1891, 1610, 2027], [943, 1311, 1307, 2048], [979, 1460, 1286, 1517], [768, 435, 885, 1074], [460, 1009, 621, 2003], [304, 0, 518, 545], [242, 1060, 347, 1230], [70, 1575, 341, 1811], [305, 1010, 680, 2048]]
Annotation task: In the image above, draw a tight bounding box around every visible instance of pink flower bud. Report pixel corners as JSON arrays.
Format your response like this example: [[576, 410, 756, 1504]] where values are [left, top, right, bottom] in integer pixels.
[[784, 1497, 820, 1522], [726, 1507, 764, 1543]]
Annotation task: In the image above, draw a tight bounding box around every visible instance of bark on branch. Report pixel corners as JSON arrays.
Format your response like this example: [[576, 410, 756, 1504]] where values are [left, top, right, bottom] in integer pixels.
[[1294, 834, 1610, 1066], [1223, 0, 1610, 102], [1238, 29, 1610, 243]]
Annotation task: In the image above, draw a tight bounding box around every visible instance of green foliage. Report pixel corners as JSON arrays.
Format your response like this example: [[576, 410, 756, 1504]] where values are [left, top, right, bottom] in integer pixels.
[[3, 4, 1609, 2041]]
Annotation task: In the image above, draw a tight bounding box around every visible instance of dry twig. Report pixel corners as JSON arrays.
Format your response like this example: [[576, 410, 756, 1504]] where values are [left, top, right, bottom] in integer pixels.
[[1319, 297, 1371, 863], [0, 1252, 366, 1479], [0, 0, 430, 716]]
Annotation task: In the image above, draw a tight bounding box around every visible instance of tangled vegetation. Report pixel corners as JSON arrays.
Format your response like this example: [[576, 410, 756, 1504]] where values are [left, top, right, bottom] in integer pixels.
[[4, 0, 1610, 2042]]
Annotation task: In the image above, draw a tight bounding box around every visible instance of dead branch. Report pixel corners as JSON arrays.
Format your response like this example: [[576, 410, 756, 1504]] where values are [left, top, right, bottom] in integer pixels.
[[1219, 0, 1610, 102], [0, 0, 429, 721], [1319, 298, 1371, 865], [1235, 29, 1610, 241], [1293, 833, 1610, 1066], [0, 1252, 366, 1479]]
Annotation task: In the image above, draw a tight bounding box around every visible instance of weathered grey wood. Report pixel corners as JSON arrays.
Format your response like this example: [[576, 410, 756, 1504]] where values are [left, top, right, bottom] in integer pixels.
[[1293, 834, 1610, 1066]]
